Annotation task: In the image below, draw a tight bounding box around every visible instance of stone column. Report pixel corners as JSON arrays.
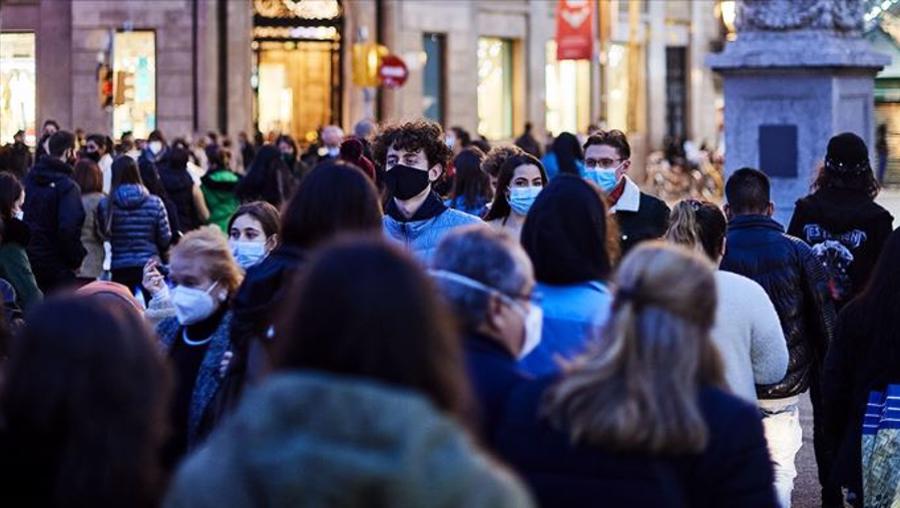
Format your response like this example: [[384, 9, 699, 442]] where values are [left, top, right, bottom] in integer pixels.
[[707, 0, 890, 225]]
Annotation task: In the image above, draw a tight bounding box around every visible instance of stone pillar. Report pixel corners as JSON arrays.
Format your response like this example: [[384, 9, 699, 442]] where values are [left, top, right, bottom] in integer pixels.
[[708, 0, 889, 225]]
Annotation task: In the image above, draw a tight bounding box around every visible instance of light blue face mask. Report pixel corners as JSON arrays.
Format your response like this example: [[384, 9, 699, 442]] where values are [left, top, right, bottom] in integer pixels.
[[508, 186, 542, 216], [584, 168, 619, 192]]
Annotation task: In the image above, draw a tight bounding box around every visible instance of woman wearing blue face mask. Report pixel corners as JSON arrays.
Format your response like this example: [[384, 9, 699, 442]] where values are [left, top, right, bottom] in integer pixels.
[[484, 153, 548, 241], [227, 201, 280, 270], [154, 226, 244, 469]]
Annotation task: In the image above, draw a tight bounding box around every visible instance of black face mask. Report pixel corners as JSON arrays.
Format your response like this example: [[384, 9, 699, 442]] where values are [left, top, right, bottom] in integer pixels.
[[82, 150, 101, 163], [384, 164, 431, 200]]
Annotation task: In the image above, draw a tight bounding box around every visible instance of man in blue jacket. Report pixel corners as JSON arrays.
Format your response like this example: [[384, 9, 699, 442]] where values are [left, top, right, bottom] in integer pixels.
[[720, 167, 837, 508], [373, 120, 482, 263], [23, 130, 86, 293]]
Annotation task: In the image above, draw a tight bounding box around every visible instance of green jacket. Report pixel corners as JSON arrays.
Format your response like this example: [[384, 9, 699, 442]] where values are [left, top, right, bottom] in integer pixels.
[[165, 372, 534, 508], [0, 241, 42, 311], [201, 169, 240, 232]]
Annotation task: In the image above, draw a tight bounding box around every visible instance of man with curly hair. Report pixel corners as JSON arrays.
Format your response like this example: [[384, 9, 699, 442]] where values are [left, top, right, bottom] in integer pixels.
[[373, 120, 483, 262]]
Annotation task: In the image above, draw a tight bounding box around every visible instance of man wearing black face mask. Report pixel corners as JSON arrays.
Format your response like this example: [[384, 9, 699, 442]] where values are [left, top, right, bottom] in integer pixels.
[[372, 120, 483, 263], [22, 130, 87, 293]]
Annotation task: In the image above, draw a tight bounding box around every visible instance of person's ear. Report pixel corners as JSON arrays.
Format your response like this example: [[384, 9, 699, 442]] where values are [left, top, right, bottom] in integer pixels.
[[265, 234, 278, 253], [617, 159, 631, 179], [485, 293, 507, 332], [766, 202, 775, 217], [428, 163, 443, 183], [723, 203, 733, 220]]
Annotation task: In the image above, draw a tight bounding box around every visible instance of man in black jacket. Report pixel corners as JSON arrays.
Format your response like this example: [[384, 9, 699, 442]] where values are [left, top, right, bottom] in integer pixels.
[[720, 167, 837, 508], [582, 130, 670, 253], [23, 130, 86, 293]]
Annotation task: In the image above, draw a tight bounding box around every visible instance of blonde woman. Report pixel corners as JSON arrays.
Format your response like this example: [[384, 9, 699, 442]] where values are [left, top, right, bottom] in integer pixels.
[[489, 243, 777, 507], [152, 226, 243, 467]]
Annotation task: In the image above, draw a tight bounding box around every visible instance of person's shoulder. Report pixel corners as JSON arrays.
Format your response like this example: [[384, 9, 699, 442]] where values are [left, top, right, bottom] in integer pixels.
[[715, 270, 768, 297], [639, 191, 669, 212], [698, 386, 760, 431], [441, 207, 484, 226]]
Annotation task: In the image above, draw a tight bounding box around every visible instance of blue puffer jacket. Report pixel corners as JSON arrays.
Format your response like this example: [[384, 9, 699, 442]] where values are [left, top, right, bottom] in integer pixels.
[[383, 192, 483, 264], [98, 184, 172, 269]]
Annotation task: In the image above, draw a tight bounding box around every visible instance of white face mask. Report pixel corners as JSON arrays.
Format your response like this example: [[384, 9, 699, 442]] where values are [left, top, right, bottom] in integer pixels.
[[13, 209, 23, 221], [149, 141, 163, 154], [429, 270, 542, 360], [172, 281, 220, 325], [230, 240, 267, 269]]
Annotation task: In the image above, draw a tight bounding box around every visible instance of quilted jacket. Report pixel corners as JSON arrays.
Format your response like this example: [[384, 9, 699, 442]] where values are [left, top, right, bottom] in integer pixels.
[[98, 184, 172, 269]]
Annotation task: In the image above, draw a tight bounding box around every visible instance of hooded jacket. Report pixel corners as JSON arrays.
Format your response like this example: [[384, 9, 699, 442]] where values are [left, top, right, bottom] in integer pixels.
[[22, 156, 86, 283], [720, 215, 836, 399], [0, 217, 42, 310], [164, 372, 533, 508], [98, 184, 172, 270], [201, 169, 241, 232], [788, 187, 893, 308], [383, 192, 483, 264]]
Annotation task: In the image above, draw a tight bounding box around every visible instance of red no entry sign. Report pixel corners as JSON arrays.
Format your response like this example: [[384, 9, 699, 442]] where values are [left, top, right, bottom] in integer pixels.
[[379, 54, 408, 89]]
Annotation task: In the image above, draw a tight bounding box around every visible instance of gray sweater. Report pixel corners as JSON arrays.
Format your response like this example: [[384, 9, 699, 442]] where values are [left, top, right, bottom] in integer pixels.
[[711, 270, 789, 404]]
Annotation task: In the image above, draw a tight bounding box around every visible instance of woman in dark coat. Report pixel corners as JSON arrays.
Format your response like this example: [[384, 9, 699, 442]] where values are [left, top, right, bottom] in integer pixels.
[[824, 228, 900, 507]]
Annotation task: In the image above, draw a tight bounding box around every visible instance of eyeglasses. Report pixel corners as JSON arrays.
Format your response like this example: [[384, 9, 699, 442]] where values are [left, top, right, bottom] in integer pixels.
[[585, 158, 623, 169]]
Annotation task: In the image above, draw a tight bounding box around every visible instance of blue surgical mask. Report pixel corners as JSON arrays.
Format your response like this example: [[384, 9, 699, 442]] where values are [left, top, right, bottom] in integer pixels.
[[584, 168, 619, 192], [508, 186, 541, 216]]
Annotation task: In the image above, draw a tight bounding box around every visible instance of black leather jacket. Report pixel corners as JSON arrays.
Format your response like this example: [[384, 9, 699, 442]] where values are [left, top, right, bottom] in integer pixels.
[[720, 215, 836, 399]]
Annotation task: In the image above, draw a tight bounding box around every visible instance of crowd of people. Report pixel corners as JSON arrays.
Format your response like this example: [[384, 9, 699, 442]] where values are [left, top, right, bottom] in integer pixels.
[[0, 116, 895, 508]]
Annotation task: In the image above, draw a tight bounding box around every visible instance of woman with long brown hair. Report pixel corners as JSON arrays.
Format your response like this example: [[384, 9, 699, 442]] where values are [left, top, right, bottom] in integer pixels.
[[489, 243, 777, 507]]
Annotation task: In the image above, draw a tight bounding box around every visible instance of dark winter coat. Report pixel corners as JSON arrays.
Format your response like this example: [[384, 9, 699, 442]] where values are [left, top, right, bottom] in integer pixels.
[[159, 165, 203, 232], [22, 157, 86, 288], [234, 146, 297, 208], [231, 245, 306, 381], [138, 156, 182, 239], [822, 303, 872, 506], [98, 184, 172, 270], [615, 196, 671, 254], [788, 187, 893, 309], [0, 218, 42, 311], [464, 334, 777, 508], [720, 215, 836, 399]]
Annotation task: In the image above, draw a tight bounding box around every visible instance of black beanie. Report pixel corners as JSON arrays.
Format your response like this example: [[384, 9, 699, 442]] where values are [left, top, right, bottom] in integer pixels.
[[825, 132, 869, 174]]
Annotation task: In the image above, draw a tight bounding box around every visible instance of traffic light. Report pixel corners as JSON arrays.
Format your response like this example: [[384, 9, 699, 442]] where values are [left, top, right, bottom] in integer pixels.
[[97, 63, 113, 109]]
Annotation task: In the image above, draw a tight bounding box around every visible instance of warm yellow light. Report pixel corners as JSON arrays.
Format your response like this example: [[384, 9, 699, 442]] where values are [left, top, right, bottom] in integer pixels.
[[720, 1, 736, 38]]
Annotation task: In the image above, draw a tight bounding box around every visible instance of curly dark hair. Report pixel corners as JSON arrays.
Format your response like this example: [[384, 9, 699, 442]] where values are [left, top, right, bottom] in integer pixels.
[[481, 145, 524, 179], [372, 120, 453, 169]]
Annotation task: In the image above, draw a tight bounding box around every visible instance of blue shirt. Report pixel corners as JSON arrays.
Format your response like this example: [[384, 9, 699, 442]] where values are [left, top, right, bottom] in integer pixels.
[[519, 280, 612, 378]]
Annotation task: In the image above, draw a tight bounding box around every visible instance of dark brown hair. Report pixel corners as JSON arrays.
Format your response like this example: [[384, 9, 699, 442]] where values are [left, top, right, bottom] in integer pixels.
[[0, 173, 23, 220], [665, 200, 728, 261], [274, 237, 472, 420], [227, 201, 281, 239], [0, 296, 172, 507], [372, 120, 453, 169], [111, 156, 143, 190], [74, 158, 104, 194], [583, 129, 631, 160], [280, 161, 383, 249], [482, 145, 523, 179]]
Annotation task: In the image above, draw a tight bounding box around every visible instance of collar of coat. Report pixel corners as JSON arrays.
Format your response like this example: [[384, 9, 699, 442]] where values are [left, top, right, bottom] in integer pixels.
[[609, 175, 641, 213]]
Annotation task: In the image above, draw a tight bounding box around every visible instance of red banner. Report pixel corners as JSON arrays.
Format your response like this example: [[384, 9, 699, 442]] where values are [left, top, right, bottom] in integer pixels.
[[556, 0, 594, 61]]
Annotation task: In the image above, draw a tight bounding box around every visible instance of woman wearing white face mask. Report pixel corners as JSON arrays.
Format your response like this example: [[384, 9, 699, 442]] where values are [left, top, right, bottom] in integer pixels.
[[227, 201, 280, 270], [484, 153, 548, 241], [153, 226, 243, 468]]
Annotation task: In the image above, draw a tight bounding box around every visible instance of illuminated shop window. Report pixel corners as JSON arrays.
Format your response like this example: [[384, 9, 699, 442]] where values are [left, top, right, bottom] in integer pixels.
[[477, 37, 513, 140], [0, 32, 36, 145], [113, 31, 156, 139], [545, 40, 591, 136]]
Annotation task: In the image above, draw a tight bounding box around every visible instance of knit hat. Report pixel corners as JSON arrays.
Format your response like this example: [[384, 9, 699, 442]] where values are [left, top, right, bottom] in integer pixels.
[[76, 281, 144, 314], [825, 132, 870, 174], [339, 138, 376, 181]]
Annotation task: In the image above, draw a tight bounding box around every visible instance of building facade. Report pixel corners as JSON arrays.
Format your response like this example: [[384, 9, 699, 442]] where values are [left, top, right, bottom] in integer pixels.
[[1, 0, 724, 160]]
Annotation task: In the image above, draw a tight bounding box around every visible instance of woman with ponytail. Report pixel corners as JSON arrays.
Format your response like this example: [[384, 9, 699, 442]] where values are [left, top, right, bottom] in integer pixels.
[[487, 243, 778, 507], [666, 199, 790, 507], [666, 199, 788, 405]]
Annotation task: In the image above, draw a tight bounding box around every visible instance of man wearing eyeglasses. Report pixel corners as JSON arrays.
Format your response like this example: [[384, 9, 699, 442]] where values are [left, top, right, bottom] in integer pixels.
[[582, 130, 670, 253]]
